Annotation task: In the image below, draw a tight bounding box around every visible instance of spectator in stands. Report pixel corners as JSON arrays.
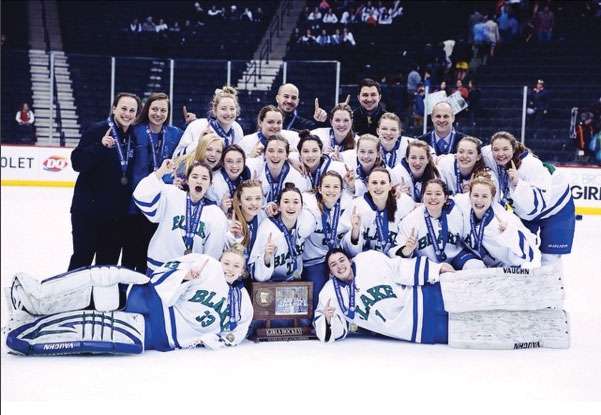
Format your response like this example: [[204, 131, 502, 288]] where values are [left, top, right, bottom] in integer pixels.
[[316, 29, 331, 46], [155, 18, 168, 33], [340, 8, 352, 24], [14, 102, 35, 144], [229, 5, 240, 21], [472, 16, 490, 69], [275, 83, 327, 131], [142, 16, 156, 32], [522, 18, 536, 43], [129, 17, 142, 32], [169, 21, 181, 34], [485, 15, 500, 56], [468, 9, 483, 43], [451, 79, 469, 100], [193, 2, 205, 25], [417, 101, 465, 156], [411, 85, 426, 129], [527, 79, 548, 134], [535, 4, 554, 43], [435, 81, 448, 94], [574, 110, 595, 161], [323, 8, 338, 24], [309, 7, 323, 24], [451, 36, 471, 81], [180, 19, 195, 44], [354, 78, 385, 136], [68, 92, 141, 271], [241, 7, 253, 22], [319, 0, 331, 12], [378, 9, 393, 24], [254, 7, 265, 23], [466, 79, 482, 126], [342, 27, 356, 47], [406, 65, 422, 95], [331, 28, 343, 45], [301, 29, 317, 46], [207, 5, 222, 20]]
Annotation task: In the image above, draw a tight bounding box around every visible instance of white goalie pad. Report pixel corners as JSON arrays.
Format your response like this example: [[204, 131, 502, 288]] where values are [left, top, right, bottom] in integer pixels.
[[440, 264, 564, 312], [6, 266, 149, 316], [4, 310, 145, 356], [448, 309, 570, 350]]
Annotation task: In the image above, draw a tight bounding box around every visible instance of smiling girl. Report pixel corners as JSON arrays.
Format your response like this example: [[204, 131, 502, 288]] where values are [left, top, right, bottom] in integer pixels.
[[310, 103, 356, 154], [392, 140, 440, 202], [173, 87, 244, 157], [133, 159, 227, 275], [249, 183, 315, 282], [377, 112, 416, 169], [239, 105, 300, 158], [482, 131, 574, 266], [296, 129, 348, 190]]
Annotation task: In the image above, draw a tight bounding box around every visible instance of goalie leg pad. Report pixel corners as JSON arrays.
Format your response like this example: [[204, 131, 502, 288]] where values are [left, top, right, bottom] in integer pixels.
[[440, 264, 564, 312], [8, 266, 150, 316], [5, 310, 145, 356], [448, 309, 570, 350]]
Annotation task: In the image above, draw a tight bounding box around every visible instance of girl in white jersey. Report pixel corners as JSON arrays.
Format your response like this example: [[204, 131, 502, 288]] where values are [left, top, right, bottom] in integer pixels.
[[172, 133, 224, 184], [134, 160, 227, 274], [239, 105, 300, 158], [342, 133, 393, 197], [393, 179, 482, 269], [310, 103, 356, 156], [302, 171, 356, 309], [377, 112, 415, 169], [249, 183, 315, 282], [392, 140, 440, 203], [260, 135, 308, 215], [205, 145, 262, 214], [484, 131, 574, 266], [173, 86, 244, 157], [455, 173, 541, 268], [296, 129, 348, 190], [341, 167, 415, 254], [437, 136, 481, 191]]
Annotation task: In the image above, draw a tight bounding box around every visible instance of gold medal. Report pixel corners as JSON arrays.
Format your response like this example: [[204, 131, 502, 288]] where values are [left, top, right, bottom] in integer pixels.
[[120, 176, 128, 185], [349, 323, 358, 332], [226, 333, 235, 342], [184, 249, 192, 255]]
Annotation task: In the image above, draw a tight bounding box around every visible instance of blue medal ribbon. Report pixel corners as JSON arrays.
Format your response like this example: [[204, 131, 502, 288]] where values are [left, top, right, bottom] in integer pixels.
[[382, 138, 401, 168], [247, 215, 259, 257], [220, 168, 243, 198], [209, 118, 234, 147], [401, 159, 422, 202], [269, 216, 298, 275], [424, 207, 448, 262], [454, 159, 471, 194], [309, 155, 332, 189], [320, 197, 341, 249], [355, 158, 369, 184], [332, 263, 356, 319], [265, 162, 290, 203], [470, 207, 493, 258], [284, 111, 298, 131], [228, 280, 243, 330], [184, 194, 205, 252], [107, 116, 132, 178], [257, 131, 268, 147], [329, 128, 341, 151], [497, 165, 511, 208], [363, 193, 391, 252], [146, 124, 165, 171]]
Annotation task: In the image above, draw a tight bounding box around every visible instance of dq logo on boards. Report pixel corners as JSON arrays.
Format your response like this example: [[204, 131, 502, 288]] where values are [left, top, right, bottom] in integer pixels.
[[42, 155, 69, 172]]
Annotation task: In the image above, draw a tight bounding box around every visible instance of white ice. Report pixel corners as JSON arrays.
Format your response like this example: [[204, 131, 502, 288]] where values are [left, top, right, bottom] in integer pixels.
[[1, 186, 600, 411]]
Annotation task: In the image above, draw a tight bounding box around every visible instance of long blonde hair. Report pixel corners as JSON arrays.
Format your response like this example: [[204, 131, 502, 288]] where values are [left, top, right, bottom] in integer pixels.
[[173, 132, 224, 176], [232, 179, 263, 247]]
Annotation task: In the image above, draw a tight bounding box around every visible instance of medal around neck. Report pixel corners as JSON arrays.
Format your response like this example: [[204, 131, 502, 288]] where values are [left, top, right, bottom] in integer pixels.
[[120, 175, 128, 185]]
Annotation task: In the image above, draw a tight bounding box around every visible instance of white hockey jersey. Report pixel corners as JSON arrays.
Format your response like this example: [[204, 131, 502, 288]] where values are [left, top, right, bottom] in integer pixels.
[[133, 173, 228, 273], [436, 154, 498, 202], [481, 147, 572, 221], [339, 193, 415, 255], [392, 201, 466, 262], [248, 210, 316, 281], [173, 118, 244, 158], [453, 193, 541, 267], [302, 191, 355, 266], [339, 149, 401, 197], [313, 250, 443, 343], [258, 162, 309, 204], [142, 253, 253, 349], [381, 136, 416, 169], [310, 127, 358, 153]]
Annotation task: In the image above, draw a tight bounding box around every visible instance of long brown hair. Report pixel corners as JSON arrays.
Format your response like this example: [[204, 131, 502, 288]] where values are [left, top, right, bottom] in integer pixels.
[[232, 179, 263, 247], [490, 131, 534, 170], [135, 92, 169, 125], [456, 136, 486, 176], [405, 140, 439, 181], [317, 171, 344, 215], [330, 103, 355, 150], [367, 167, 397, 221]]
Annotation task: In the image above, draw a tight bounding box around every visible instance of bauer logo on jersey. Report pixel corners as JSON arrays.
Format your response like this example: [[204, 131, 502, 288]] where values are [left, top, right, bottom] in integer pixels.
[[172, 216, 206, 237], [42, 155, 69, 172]]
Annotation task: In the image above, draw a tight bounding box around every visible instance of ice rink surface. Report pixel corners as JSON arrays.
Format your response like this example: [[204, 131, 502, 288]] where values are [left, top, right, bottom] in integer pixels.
[[1, 186, 600, 413]]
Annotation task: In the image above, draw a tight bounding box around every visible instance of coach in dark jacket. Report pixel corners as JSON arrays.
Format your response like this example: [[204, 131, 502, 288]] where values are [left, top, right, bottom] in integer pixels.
[[416, 101, 465, 156], [68, 92, 141, 270]]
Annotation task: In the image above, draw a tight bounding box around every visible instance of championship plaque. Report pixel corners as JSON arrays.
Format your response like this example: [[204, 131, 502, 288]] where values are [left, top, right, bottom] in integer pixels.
[[250, 281, 316, 342]]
